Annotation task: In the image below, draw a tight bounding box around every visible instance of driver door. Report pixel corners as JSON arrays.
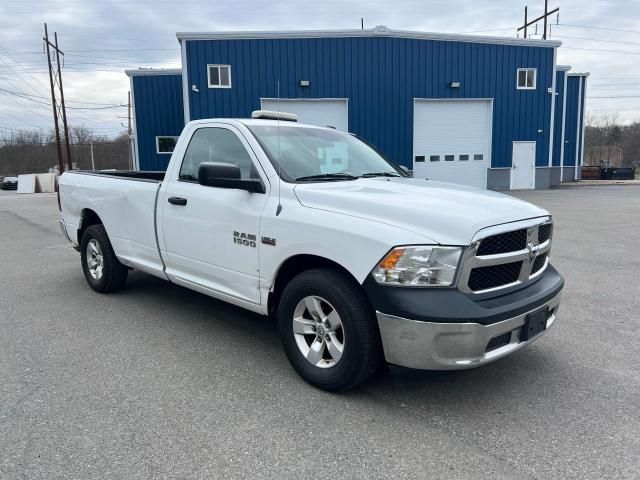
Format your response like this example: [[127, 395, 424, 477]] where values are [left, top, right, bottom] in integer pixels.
[[158, 124, 269, 305]]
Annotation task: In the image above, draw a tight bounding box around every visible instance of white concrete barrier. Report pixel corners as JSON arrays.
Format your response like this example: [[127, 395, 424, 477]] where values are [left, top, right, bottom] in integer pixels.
[[17, 174, 37, 194], [36, 173, 57, 193]]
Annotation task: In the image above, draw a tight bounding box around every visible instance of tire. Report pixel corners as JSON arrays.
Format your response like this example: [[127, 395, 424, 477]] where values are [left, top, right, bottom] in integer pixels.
[[80, 224, 128, 293], [278, 268, 382, 391]]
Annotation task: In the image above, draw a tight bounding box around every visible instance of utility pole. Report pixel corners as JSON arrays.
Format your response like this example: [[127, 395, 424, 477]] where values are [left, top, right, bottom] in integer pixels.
[[43, 23, 64, 174], [127, 90, 133, 169], [54, 32, 73, 171], [543, 0, 548, 39], [90, 142, 95, 170], [518, 2, 559, 40]]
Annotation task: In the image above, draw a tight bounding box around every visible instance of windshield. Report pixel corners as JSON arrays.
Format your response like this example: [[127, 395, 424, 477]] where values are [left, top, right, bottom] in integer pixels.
[[247, 125, 405, 182]]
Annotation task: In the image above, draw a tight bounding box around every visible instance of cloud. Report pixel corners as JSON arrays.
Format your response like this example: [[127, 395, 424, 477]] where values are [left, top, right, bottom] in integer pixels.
[[1, 0, 638, 135]]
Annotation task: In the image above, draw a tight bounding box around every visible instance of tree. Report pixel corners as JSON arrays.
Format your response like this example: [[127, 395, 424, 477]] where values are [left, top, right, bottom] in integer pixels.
[[0, 126, 130, 176]]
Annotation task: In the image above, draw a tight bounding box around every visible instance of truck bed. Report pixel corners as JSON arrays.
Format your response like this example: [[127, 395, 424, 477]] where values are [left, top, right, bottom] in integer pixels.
[[59, 170, 165, 278]]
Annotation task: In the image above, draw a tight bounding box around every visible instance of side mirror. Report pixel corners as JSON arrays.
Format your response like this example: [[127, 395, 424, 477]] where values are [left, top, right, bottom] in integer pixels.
[[197, 162, 265, 193]]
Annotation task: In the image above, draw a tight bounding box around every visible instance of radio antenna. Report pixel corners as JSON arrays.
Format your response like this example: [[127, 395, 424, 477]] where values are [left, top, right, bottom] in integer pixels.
[[276, 80, 283, 216]]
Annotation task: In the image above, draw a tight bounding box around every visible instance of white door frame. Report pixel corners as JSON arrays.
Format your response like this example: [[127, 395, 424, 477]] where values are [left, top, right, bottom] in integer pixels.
[[511, 141, 536, 190], [412, 98, 494, 189]]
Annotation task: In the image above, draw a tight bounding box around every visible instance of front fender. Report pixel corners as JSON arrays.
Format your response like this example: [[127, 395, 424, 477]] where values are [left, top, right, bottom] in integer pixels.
[[259, 201, 432, 291]]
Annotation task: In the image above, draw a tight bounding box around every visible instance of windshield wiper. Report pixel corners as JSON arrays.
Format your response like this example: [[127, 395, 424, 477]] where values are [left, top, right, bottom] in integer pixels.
[[360, 171, 402, 178], [295, 173, 358, 182]]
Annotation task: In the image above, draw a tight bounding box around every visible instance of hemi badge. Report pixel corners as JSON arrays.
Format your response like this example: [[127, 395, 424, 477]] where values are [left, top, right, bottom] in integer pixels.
[[261, 237, 276, 246]]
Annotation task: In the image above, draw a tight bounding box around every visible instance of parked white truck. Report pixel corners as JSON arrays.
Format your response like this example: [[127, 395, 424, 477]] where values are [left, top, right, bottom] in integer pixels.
[[59, 112, 564, 391]]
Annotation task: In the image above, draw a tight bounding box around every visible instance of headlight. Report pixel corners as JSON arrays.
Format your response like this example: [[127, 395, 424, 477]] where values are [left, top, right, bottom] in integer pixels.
[[372, 246, 462, 287]]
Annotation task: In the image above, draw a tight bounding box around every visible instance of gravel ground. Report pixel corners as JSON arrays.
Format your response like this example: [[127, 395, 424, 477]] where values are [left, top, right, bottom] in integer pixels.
[[1, 186, 639, 479]]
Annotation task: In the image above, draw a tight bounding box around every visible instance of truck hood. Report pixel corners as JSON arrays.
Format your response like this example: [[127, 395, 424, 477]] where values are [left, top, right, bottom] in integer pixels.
[[293, 177, 549, 245]]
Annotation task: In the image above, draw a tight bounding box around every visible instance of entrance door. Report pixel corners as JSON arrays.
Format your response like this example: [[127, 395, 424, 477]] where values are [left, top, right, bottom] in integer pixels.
[[511, 142, 536, 190]]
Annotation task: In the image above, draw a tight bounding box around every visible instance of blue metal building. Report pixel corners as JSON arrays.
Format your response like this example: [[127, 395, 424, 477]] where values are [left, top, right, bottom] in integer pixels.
[[564, 72, 589, 180], [127, 68, 184, 171], [129, 26, 589, 189]]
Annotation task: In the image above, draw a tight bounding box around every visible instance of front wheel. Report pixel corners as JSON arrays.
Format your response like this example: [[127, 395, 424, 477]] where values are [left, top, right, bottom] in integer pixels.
[[80, 224, 128, 293], [278, 268, 382, 391]]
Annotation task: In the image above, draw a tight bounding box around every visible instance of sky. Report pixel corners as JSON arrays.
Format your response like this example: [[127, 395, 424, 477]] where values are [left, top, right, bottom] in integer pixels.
[[0, 0, 639, 140]]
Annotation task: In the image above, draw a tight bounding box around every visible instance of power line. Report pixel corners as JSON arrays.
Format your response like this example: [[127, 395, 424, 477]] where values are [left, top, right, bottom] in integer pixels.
[[0, 68, 129, 73], [0, 45, 52, 97], [0, 87, 128, 109], [0, 111, 47, 129], [561, 46, 640, 55], [556, 23, 640, 35], [457, 27, 516, 34], [0, 77, 54, 122], [0, 88, 129, 106], [0, 60, 174, 68], [553, 34, 640, 47], [0, 48, 178, 55]]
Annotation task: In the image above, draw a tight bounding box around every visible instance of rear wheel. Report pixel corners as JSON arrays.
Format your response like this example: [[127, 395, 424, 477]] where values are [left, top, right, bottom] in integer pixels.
[[80, 224, 128, 293], [278, 268, 382, 391]]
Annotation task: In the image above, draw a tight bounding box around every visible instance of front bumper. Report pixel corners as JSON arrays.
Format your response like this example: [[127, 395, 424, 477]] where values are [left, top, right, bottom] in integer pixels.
[[376, 291, 561, 369], [367, 265, 564, 370]]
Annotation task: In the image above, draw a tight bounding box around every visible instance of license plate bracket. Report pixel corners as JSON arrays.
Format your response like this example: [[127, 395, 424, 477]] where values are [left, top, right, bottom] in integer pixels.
[[520, 306, 549, 341]]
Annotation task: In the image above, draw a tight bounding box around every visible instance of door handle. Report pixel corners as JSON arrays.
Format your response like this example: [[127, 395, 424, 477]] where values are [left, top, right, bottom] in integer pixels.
[[168, 196, 188, 206]]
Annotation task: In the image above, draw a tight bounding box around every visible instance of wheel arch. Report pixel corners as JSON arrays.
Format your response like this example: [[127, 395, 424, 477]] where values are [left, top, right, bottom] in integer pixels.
[[77, 208, 104, 244], [268, 254, 368, 319]]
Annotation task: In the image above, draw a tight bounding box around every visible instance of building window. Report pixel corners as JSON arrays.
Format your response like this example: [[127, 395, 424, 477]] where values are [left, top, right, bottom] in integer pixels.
[[444, 155, 455, 162], [474, 154, 484, 161], [517, 68, 536, 89], [430, 155, 440, 162], [156, 136, 179, 154], [459, 154, 469, 161], [208, 64, 231, 88]]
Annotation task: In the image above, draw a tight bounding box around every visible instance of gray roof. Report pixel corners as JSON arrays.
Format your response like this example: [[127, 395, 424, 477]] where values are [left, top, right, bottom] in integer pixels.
[[125, 68, 182, 77], [176, 25, 562, 48]]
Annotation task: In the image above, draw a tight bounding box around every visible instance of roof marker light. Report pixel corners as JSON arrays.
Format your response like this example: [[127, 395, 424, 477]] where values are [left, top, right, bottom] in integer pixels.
[[251, 110, 298, 122]]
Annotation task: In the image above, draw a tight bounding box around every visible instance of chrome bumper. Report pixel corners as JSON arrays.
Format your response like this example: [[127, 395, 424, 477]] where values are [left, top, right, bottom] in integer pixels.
[[376, 292, 561, 370]]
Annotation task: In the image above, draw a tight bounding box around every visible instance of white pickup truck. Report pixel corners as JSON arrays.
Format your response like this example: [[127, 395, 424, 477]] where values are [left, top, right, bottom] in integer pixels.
[[59, 112, 564, 391]]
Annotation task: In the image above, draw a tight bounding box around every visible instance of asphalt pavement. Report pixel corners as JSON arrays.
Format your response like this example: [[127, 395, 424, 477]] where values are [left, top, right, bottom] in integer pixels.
[[1, 186, 639, 479]]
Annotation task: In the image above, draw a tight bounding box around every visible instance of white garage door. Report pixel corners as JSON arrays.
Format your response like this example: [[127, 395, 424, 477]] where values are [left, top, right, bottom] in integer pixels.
[[413, 99, 492, 189], [261, 99, 348, 132]]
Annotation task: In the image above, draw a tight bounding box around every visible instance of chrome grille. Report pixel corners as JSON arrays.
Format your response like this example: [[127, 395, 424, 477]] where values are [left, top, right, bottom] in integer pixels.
[[468, 261, 523, 291], [459, 219, 553, 294], [538, 224, 553, 243], [531, 253, 548, 274], [476, 229, 527, 256]]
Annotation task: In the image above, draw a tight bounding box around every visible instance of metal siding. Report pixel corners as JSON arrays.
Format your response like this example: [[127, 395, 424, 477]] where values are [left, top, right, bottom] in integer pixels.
[[552, 70, 566, 166], [132, 74, 185, 171], [577, 76, 587, 165], [563, 76, 580, 167], [186, 37, 554, 169]]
